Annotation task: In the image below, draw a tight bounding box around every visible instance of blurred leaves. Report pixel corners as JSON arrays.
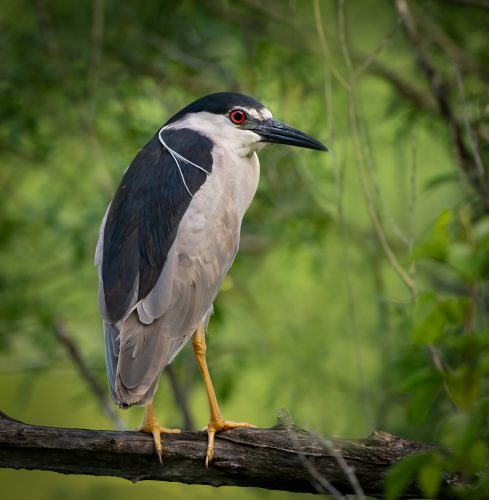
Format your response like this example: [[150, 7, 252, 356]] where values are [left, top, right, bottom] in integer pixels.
[[389, 208, 489, 498]]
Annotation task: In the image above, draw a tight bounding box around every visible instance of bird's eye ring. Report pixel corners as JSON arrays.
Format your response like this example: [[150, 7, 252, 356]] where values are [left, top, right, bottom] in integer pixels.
[[229, 109, 247, 125]]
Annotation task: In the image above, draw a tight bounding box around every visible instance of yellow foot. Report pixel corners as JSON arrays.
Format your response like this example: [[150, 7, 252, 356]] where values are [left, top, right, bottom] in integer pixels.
[[138, 423, 181, 464], [204, 419, 256, 467]]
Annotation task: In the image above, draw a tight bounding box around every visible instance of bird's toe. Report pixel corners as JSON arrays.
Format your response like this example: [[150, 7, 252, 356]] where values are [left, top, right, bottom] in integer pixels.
[[204, 419, 256, 467], [138, 424, 181, 464]]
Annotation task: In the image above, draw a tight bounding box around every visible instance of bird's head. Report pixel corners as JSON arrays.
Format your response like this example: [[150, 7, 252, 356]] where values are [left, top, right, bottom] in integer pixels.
[[164, 92, 327, 157]]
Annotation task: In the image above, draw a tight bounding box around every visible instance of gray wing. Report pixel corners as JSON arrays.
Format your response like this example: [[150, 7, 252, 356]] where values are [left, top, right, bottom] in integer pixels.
[[103, 321, 119, 403], [114, 203, 240, 407], [96, 183, 240, 408]]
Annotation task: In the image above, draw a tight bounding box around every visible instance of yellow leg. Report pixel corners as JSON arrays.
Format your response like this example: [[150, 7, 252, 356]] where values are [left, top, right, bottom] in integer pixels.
[[192, 323, 255, 467], [138, 402, 181, 464]]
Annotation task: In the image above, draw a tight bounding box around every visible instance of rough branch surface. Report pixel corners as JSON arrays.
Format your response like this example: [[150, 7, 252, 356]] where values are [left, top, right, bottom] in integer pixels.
[[0, 410, 448, 497]]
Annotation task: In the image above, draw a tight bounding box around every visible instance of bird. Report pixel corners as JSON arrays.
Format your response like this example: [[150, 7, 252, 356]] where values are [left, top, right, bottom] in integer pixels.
[[95, 92, 327, 466]]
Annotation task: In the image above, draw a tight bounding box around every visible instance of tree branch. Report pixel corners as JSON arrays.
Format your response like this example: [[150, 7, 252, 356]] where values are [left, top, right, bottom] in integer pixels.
[[364, 57, 438, 113], [395, 0, 489, 211], [0, 410, 459, 497]]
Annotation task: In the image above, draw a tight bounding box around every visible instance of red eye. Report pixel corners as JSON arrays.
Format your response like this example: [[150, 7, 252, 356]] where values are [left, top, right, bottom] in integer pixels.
[[229, 109, 247, 125]]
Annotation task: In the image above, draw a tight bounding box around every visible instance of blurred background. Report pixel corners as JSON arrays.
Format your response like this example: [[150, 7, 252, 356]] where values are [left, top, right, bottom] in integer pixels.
[[1, 0, 489, 498]]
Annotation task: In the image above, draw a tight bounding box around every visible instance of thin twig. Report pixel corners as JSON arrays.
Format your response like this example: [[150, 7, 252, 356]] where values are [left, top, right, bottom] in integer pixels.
[[165, 365, 195, 431], [351, 97, 417, 301], [337, 0, 417, 301], [299, 457, 344, 497], [313, 0, 350, 90], [32, 0, 60, 59], [413, 5, 489, 79], [428, 345, 457, 409], [363, 58, 437, 113], [350, 18, 418, 249], [356, 98, 412, 247], [395, 0, 489, 211], [408, 131, 417, 280], [318, 436, 367, 500], [289, 430, 345, 498], [337, 0, 354, 76], [454, 65, 487, 179], [91, 0, 105, 69], [53, 320, 126, 430], [84, 0, 105, 127], [314, 5, 376, 428], [354, 19, 401, 79]]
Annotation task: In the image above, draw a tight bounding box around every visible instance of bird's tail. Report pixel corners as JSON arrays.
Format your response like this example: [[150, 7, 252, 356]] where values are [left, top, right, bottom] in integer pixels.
[[114, 311, 184, 408], [103, 321, 120, 405]]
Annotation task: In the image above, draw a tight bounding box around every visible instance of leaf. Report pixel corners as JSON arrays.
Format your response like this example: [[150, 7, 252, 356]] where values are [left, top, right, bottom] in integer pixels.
[[446, 366, 480, 410], [447, 243, 479, 281], [473, 216, 489, 243], [439, 412, 472, 450], [411, 293, 445, 344], [423, 173, 460, 192], [397, 366, 439, 392], [413, 211, 452, 261], [407, 386, 440, 425], [418, 461, 442, 498], [411, 293, 469, 344], [412, 310, 446, 344], [386, 454, 431, 500], [438, 296, 469, 324], [467, 441, 488, 473]]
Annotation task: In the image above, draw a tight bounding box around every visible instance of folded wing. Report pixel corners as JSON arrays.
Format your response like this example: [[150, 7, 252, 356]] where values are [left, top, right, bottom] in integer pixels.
[[96, 127, 226, 407]]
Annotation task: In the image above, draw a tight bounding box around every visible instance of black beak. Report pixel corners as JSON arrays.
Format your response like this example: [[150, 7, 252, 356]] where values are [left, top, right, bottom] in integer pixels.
[[254, 119, 327, 152]]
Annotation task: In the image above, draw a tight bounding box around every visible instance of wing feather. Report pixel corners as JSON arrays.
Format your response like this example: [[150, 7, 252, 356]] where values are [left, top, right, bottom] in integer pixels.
[[114, 194, 240, 407], [103, 322, 120, 404], [96, 125, 250, 408], [99, 129, 213, 324]]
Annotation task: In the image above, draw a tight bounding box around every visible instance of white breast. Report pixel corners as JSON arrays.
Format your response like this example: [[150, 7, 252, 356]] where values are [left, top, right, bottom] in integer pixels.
[[175, 144, 260, 257]]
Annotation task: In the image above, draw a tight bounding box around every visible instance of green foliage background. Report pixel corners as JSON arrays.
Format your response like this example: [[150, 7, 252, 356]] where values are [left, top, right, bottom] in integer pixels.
[[1, 0, 488, 498]]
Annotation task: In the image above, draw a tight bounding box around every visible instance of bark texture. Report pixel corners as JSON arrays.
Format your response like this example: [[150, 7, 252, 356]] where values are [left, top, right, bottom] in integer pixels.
[[0, 410, 454, 497]]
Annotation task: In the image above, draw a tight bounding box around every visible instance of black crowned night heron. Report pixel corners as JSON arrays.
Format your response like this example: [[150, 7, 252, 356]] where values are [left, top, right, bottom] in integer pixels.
[[95, 92, 326, 465]]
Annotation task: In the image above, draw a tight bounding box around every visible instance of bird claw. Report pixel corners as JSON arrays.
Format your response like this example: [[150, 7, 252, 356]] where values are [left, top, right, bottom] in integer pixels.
[[204, 419, 256, 467], [138, 423, 181, 464]]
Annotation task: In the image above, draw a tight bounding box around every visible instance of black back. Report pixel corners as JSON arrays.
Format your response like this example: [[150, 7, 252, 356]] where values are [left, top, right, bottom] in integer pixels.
[[102, 128, 213, 323]]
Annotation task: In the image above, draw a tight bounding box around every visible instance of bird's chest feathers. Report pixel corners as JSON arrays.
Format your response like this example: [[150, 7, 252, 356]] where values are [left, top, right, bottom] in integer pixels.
[[178, 149, 259, 242], [211, 148, 260, 219], [174, 150, 258, 268]]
